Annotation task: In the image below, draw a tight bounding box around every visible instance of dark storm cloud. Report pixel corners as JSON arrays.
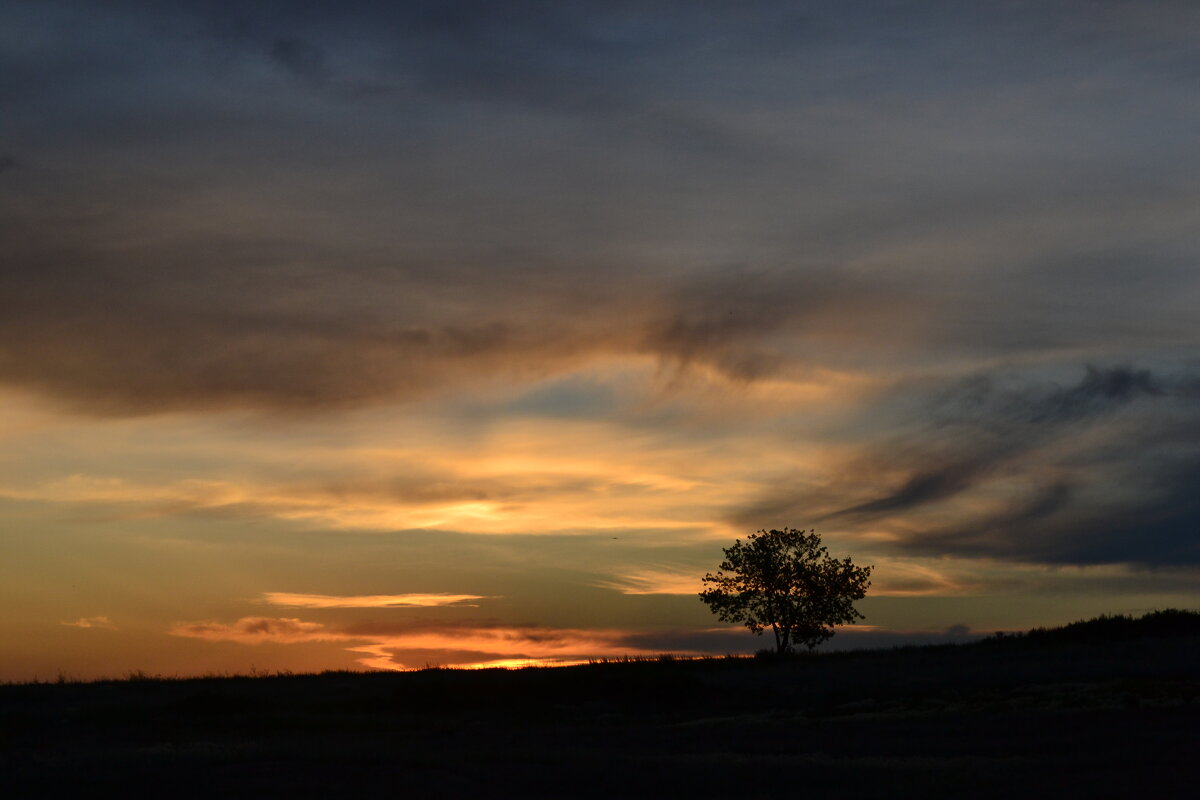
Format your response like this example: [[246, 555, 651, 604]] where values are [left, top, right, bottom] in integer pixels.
[[837, 465, 981, 518], [912, 460, 1200, 567], [924, 366, 1167, 430], [732, 365, 1200, 567], [1032, 366, 1163, 422]]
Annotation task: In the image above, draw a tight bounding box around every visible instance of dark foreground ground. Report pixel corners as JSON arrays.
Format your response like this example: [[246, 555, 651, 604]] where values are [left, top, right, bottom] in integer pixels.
[[3, 614, 1198, 798]]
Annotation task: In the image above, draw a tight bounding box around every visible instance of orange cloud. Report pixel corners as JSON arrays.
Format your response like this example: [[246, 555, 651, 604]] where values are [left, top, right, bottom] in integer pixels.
[[169, 616, 689, 670], [262, 592, 488, 608], [169, 617, 339, 644], [61, 615, 116, 629]]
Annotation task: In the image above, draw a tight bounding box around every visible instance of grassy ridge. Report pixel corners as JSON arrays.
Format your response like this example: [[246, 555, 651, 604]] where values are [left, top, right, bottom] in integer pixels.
[[2, 611, 1197, 798], [1005, 608, 1200, 643]]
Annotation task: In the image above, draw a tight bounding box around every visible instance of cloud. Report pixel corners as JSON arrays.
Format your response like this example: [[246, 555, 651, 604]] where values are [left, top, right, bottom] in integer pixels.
[[865, 558, 982, 597], [611, 626, 759, 655], [596, 567, 703, 596], [0, 279, 591, 415], [270, 37, 329, 84], [908, 460, 1200, 567], [1030, 365, 1162, 423], [731, 364, 1200, 567], [61, 615, 116, 629], [0, 247, 903, 417], [346, 644, 520, 670], [598, 550, 984, 601], [835, 465, 980, 518], [4, 2, 1198, 419], [170, 615, 706, 669], [0, 155, 14, 173], [262, 592, 488, 608], [169, 617, 338, 644], [0, 441, 726, 534]]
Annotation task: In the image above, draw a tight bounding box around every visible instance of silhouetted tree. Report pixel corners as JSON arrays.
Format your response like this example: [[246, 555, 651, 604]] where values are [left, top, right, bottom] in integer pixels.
[[700, 528, 872, 654]]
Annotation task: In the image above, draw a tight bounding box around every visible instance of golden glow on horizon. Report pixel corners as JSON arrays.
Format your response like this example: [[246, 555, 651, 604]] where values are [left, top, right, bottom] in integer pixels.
[[458, 658, 594, 669], [345, 643, 593, 671], [170, 617, 689, 670], [168, 617, 920, 671]]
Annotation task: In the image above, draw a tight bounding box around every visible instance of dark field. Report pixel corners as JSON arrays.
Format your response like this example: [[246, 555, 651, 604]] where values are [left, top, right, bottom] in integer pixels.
[[4, 614, 1198, 798]]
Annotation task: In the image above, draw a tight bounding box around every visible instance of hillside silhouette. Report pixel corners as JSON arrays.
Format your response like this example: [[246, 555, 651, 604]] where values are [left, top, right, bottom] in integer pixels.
[[1005, 608, 1200, 643], [3, 610, 1197, 798]]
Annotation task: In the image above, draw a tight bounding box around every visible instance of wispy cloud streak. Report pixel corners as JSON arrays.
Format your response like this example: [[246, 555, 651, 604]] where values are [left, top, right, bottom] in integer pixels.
[[731, 365, 1200, 567], [169, 616, 685, 670], [61, 616, 116, 629], [262, 592, 488, 608]]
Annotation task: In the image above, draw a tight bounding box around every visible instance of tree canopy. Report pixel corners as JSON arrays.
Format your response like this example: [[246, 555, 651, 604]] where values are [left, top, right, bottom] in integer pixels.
[[699, 528, 872, 654]]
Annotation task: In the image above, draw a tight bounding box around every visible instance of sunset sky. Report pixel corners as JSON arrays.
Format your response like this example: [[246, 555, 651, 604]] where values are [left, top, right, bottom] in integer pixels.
[[2, 1, 1198, 680]]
